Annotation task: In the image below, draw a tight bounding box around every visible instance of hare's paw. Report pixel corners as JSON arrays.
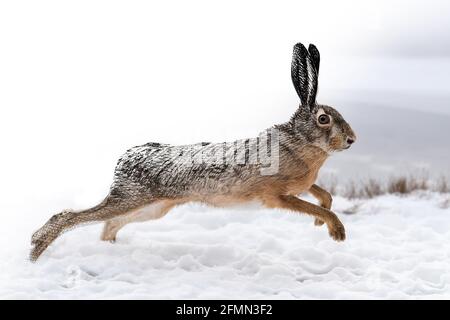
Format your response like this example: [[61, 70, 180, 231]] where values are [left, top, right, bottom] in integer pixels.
[[314, 218, 325, 226], [30, 211, 70, 261], [327, 219, 346, 242], [30, 227, 61, 261], [100, 230, 117, 243], [30, 239, 51, 262], [100, 221, 123, 242]]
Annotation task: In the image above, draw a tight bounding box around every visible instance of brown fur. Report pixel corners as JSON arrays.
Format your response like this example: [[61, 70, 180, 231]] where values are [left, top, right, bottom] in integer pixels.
[[99, 146, 336, 242], [30, 133, 348, 261], [30, 42, 356, 261], [329, 136, 343, 151]]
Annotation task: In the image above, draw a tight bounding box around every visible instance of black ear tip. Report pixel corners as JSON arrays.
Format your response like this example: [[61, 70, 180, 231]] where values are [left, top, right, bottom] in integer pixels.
[[293, 42, 306, 50], [293, 42, 307, 54], [309, 44, 320, 55]]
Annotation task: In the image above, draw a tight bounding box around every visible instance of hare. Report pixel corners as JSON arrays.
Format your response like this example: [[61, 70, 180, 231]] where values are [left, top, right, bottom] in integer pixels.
[[30, 43, 356, 261]]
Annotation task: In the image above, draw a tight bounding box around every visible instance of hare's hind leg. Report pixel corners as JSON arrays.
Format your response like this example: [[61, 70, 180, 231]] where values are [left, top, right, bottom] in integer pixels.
[[101, 215, 132, 242], [263, 195, 345, 241], [308, 184, 333, 227], [101, 200, 176, 242], [30, 195, 147, 261]]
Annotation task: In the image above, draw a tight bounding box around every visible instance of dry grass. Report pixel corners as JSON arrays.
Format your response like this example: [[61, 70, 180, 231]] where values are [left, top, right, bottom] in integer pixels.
[[364, 179, 385, 198], [437, 176, 450, 193], [342, 178, 387, 199], [331, 174, 449, 199], [387, 177, 408, 194], [344, 181, 359, 199], [387, 176, 428, 194]]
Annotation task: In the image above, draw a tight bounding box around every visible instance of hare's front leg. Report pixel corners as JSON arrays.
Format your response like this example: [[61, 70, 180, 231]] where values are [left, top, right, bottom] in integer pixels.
[[308, 184, 333, 227], [263, 195, 345, 241]]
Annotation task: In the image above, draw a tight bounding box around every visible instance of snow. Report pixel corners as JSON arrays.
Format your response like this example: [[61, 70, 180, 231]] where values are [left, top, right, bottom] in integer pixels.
[[1, 0, 450, 300], [1, 192, 449, 299]]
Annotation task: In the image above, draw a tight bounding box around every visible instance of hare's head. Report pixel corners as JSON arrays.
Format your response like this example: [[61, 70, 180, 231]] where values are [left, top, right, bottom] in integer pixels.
[[290, 43, 356, 153]]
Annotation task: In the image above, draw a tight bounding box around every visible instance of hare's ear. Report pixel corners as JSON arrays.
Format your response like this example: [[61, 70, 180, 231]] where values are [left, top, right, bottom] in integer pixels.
[[291, 43, 309, 107], [308, 44, 320, 75], [291, 43, 318, 111]]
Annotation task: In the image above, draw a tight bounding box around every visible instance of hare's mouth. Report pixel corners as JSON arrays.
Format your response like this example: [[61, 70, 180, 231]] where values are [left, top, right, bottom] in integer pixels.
[[336, 145, 351, 152]]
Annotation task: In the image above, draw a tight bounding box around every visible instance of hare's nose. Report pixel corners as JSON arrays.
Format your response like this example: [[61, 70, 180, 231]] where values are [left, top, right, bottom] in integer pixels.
[[346, 137, 355, 145]]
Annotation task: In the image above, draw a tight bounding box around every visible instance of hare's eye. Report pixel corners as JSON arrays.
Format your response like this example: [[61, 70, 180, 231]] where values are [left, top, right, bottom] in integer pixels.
[[318, 114, 330, 125]]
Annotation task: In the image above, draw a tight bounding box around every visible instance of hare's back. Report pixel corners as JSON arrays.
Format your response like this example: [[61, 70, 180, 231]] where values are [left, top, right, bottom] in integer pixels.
[[111, 141, 241, 196]]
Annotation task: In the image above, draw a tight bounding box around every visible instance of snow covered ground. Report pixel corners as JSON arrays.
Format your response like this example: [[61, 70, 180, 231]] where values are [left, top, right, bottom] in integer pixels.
[[1, 0, 450, 300], [1, 191, 449, 299]]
